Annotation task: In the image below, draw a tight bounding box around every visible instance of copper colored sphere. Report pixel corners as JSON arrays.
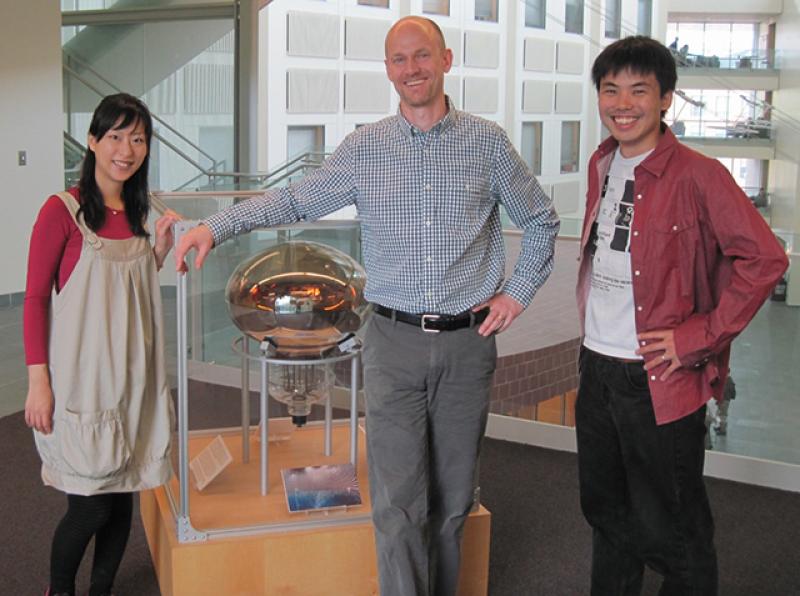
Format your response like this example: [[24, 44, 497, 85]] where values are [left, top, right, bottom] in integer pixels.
[[225, 241, 368, 356]]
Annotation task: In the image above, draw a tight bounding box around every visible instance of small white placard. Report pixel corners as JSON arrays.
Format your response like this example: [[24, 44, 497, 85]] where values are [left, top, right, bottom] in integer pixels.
[[189, 435, 233, 491]]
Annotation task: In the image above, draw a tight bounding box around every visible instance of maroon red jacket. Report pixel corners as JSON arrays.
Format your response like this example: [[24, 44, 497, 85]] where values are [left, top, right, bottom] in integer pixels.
[[577, 127, 788, 424]]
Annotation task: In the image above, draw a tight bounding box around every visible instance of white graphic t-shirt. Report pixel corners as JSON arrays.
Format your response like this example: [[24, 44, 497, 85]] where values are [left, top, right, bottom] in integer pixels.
[[583, 147, 652, 359]]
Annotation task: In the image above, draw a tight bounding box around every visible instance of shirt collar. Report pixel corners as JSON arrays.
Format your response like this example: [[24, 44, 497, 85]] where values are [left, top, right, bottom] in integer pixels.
[[396, 96, 457, 139], [595, 123, 679, 178]]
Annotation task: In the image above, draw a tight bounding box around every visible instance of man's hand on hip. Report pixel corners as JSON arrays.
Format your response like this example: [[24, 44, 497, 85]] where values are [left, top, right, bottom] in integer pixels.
[[637, 329, 683, 381], [473, 293, 524, 337]]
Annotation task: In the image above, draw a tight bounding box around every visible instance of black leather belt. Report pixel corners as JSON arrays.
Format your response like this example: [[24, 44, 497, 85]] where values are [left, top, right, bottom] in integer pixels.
[[583, 346, 643, 365], [372, 304, 489, 333]]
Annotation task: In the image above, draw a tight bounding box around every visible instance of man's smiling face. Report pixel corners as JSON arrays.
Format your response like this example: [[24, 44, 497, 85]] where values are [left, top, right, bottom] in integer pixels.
[[598, 68, 673, 157]]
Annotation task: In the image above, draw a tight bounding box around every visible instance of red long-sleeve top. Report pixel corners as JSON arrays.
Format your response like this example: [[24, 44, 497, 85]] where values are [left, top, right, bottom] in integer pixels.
[[24, 188, 135, 365]]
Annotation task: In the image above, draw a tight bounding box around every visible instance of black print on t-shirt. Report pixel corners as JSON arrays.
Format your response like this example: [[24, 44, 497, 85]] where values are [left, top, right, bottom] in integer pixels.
[[588, 221, 599, 258], [610, 179, 634, 252]]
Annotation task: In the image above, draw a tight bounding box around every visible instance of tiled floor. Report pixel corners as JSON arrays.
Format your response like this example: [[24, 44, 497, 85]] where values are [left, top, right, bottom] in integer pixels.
[[3, 237, 798, 465]]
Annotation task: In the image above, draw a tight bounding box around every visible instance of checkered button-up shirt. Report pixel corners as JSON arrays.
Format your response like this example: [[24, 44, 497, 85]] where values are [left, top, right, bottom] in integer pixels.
[[204, 105, 559, 314]]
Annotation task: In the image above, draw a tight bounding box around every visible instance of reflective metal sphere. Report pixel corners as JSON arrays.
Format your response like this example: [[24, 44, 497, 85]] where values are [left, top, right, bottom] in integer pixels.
[[225, 241, 369, 356]]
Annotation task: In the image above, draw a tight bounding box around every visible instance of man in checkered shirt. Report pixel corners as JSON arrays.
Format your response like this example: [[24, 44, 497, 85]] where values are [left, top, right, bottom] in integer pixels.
[[176, 16, 558, 596]]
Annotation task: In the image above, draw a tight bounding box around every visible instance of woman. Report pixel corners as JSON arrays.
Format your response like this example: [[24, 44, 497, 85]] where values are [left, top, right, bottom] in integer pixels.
[[23, 93, 179, 596]]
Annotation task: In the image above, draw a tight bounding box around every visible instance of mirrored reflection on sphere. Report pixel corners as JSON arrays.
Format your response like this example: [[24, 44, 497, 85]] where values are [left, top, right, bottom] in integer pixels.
[[225, 241, 369, 358]]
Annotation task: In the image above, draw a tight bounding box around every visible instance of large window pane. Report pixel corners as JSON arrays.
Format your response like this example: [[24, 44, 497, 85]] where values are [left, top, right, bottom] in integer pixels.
[[475, 0, 498, 22], [423, 0, 449, 15], [62, 20, 235, 191], [521, 122, 543, 176], [637, 0, 652, 36], [560, 121, 580, 174], [288, 125, 325, 159], [525, 0, 546, 29], [565, 0, 584, 35], [605, 0, 621, 38], [62, 0, 226, 9], [669, 22, 764, 68]]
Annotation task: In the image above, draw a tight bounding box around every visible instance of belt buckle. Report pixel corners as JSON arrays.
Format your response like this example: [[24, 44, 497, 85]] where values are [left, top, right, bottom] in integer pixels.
[[421, 314, 441, 333]]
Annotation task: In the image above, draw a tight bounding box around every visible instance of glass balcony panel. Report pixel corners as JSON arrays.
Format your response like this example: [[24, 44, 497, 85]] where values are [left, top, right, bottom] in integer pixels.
[[63, 19, 234, 192]]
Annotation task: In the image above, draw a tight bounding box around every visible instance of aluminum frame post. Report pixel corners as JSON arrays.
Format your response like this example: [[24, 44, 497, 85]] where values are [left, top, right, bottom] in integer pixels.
[[350, 352, 359, 468], [241, 335, 250, 462], [260, 357, 269, 495]]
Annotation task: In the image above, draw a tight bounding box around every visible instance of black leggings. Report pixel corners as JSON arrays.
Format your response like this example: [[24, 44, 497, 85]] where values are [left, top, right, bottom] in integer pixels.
[[50, 492, 133, 596]]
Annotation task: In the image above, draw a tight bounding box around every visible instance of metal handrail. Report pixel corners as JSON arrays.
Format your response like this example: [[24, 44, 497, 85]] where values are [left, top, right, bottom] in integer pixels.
[[173, 151, 330, 191], [64, 64, 214, 175], [63, 50, 219, 168]]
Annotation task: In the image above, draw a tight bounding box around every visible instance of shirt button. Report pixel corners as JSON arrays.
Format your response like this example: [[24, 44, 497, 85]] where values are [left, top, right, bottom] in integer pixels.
[[637, 194, 643, 200], [650, 375, 656, 381], [425, 220, 431, 226], [633, 231, 639, 237], [465, 184, 470, 191], [637, 306, 643, 312], [425, 291, 432, 297], [424, 183, 432, 191], [640, 340, 646, 346], [425, 256, 432, 263], [634, 270, 640, 276], [672, 225, 678, 231]]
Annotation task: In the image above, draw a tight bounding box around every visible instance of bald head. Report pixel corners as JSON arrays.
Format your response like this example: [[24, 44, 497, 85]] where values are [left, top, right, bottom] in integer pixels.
[[385, 16, 446, 57]]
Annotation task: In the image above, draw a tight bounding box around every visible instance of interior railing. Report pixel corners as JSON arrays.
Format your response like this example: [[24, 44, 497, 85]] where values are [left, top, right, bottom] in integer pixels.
[[63, 50, 228, 190], [673, 48, 779, 70]]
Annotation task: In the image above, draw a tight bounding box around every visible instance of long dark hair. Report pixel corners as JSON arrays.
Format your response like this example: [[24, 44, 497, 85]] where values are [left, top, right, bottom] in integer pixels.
[[77, 93, 153, 236]]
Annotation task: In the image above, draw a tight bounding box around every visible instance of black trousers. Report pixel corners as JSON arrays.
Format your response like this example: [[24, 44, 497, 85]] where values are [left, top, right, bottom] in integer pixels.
[[575, 348, 718, 596]]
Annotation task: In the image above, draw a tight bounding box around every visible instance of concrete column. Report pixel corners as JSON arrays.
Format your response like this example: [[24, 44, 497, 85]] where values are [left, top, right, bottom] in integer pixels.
[[237, 0, 260, 176]]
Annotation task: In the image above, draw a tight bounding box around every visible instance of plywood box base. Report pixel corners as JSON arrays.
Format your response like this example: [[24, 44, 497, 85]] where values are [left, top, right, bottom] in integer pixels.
[[141, 424, 490, 595]]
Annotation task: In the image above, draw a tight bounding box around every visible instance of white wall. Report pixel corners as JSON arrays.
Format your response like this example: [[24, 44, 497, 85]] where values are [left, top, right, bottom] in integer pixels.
[[256, 0, 635, 218], [770, 0, 800, 234], [667, 0, 782, 15], [0, 1, 63, 295]]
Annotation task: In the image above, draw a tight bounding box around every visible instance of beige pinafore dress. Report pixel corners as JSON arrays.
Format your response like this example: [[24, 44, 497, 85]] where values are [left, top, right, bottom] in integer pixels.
[[34, 192, 173, 496]]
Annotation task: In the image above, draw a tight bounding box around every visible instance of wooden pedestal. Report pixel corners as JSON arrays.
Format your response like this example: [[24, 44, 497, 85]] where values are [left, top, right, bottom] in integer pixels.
[[141, 422, 490, 595]]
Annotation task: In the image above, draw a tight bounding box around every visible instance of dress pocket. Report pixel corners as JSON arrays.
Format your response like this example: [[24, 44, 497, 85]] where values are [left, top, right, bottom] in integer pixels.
[[57, 408, 131, 479]]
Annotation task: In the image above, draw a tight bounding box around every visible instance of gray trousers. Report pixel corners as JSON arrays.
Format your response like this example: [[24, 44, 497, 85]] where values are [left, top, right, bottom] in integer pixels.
[[362, 313, 496, 596]]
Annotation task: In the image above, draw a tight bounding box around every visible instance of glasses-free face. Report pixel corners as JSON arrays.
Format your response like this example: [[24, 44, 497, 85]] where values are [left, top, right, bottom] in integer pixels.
[[597, 69, 673, 158], [88, 117, 148, 192], [385, 20, 452, 112]]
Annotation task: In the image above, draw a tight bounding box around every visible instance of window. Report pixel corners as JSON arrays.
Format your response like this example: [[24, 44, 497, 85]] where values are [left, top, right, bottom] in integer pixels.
[[637, 0, 652, 36], [423, 0, 449, 15], [717, 157, 764, 193], [475, 0, 498, 22], [287, 125, 325, 159], [560, 122, 580, 174], [521, 122, 543, 176], [667, 21, 761, 68], [666, 88, 767, 139], [358, 0, 389, 7], [605, 0, 621, 39], [525, 0, 546, 29], [565, 0, 583, 34]]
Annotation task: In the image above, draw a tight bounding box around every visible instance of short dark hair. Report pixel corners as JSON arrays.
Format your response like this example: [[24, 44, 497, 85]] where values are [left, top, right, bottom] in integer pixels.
[[78, 93, 153, 236], [591, 36, 677, 97]]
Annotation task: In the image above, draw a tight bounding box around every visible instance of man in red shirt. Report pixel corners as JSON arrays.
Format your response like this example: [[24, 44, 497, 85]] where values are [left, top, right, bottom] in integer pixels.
[[576, 37, 787, 595]]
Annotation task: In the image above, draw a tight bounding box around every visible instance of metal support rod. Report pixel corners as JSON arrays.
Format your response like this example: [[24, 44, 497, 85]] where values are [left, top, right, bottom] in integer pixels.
[[260, 357, 269, 495], [176, 229, 190, 520], [324, 381, 333, 457], [241, 335, 250, 463], [350, 353, 359, 468]]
